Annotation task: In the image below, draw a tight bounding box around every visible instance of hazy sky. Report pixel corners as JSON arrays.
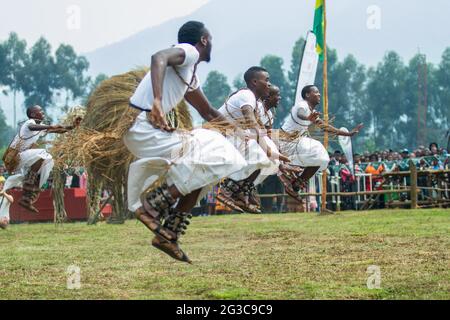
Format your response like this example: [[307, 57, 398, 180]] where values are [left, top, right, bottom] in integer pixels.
[[1, 0, 448, 127], [0, 0, 210, 125], [0, 0, 210, 53]]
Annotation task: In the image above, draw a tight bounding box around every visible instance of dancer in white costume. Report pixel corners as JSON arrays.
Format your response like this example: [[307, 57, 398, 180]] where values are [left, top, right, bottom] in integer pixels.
[[0, 177, 14, 229], [253, 86, 304, 203], [257, 85, 279, 130], [216, 67, 289, 213], [2, 105, 80, 213], [280, 85, 363, 192], [253, 86, 287, 187], [124, 21, 246, 263]]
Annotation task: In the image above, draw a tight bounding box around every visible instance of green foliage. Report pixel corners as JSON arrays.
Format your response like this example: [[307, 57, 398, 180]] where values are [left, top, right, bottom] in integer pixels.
[[54, 44, 90, 111], [327, 54, 368, 150], [363, 138, 377, 153], [435, 48, 450, 135], [232, 36, 450, 152], [288, 37, 306, 100], [260, 55, 291, 127], [0, 31, 449, 153], [0, 106, 14, 148], [0, 32, 99, 122], [0, 42, 7, 85], [0, 33, 28, 127], [202, 70, 231, 108], [21, 37, 56, 109], [232, 73, 245, 91], [83, 73, 109, 105], [1, 32, 27, 93], [366, 52, 407, 149]]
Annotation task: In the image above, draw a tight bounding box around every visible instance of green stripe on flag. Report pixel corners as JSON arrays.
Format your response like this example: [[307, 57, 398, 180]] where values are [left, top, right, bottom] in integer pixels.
[[313, 0, 324, 60]]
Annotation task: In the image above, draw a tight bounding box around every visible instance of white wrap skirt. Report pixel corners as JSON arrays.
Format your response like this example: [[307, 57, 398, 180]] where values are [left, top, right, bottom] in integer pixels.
[[124, 112, 247, 211]]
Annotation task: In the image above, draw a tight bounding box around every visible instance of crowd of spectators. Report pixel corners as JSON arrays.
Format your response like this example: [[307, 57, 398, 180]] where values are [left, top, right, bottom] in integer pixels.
[[324, 142, 449, 211], [330, 143, 448, 173], [326, 143, 448, 186]]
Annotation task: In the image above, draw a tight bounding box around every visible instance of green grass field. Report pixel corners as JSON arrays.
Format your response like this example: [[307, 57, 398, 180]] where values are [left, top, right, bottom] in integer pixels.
[[0, 209, 448, 300]]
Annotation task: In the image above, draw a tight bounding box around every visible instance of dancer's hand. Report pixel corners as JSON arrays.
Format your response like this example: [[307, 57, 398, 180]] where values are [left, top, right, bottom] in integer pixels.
[[48, 125, 68, 134], [349, 123, 364, 136], [278, 153, 291, 163], [149, 99, 175, 132], [267, 149, 291, 163], [308, 111, 321, 122]]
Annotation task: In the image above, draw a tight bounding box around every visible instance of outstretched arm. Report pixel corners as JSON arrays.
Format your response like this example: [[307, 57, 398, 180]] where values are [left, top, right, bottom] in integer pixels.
[[297, 108, 321, 122], [29, 117, 82, 134], [29, 124, 62, 132], [315, 118, 363, 137]]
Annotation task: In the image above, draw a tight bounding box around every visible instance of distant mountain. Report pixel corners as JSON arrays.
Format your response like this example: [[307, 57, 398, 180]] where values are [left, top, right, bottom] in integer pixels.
[[86, 0, 449, 84]]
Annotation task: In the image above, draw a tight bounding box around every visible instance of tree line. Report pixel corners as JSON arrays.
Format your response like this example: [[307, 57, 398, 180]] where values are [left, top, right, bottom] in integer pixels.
[[202, 38, 450, 152], [1, 32, 448, 153], [0, 32, 107, 148]]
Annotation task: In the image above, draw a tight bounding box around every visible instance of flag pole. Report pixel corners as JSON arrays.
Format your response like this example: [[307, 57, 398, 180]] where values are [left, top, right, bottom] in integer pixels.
[[321, 0, 329, 213]]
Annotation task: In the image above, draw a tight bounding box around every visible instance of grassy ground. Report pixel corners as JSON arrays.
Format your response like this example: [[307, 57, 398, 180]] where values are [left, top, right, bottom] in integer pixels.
[[0, 209, 448, 300]]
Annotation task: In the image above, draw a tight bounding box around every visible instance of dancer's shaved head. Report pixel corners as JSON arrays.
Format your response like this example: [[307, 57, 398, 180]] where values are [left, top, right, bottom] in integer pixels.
[[266, 85, 281, 109], [269, 85, 280, 95], [26, 105, 44, 121], [244, 66, 268, 86]]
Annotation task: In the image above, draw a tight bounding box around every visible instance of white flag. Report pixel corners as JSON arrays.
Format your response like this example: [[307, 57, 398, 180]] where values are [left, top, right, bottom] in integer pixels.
[[295, 31, 319, 105], [338, 127, 355, 175]]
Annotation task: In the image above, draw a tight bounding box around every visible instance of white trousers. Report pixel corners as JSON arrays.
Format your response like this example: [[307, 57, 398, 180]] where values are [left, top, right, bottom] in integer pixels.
[[4, 149, 54, 190]]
